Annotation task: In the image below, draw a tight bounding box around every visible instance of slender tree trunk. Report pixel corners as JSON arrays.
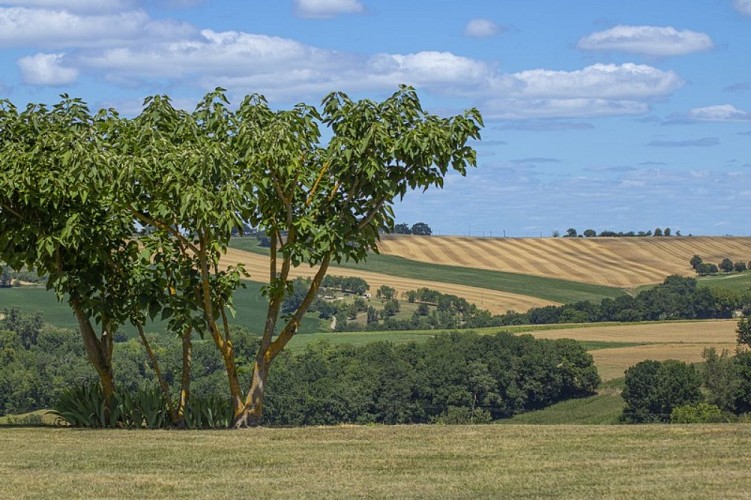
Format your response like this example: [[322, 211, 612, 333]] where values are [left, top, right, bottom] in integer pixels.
[[135, 323, 176, 424], [175, 326, 193, 427]]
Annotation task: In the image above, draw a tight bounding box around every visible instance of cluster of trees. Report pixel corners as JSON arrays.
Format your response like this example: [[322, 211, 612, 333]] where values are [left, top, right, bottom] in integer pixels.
[[621, 318, 751, 423], [293, 274, 751, 334], [0, 88, 482, 427], [392, 222, 433, 236], [503, 275, 750, 326], [0, 309, 599, 424], [558, 228, 680, 238], [690, 255, 749, 276]]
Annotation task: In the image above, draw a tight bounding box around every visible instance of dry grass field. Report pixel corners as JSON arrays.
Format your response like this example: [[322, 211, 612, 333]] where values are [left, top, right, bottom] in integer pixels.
[[526, 319, 739, 380], [2, 426, 750, 498], [377, 235, 751, 287], [221, 248, 557, 314]]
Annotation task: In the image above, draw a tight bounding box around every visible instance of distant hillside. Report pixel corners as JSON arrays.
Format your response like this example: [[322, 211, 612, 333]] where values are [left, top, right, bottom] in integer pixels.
[[377, 235, 751, 288]]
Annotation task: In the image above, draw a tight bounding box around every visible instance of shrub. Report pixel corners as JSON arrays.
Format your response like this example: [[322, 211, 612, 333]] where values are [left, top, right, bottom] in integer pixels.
[[670, 403, 728, 424]]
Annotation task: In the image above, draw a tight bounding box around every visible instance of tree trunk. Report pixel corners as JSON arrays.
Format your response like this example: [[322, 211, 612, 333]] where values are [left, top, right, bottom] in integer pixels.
[[71, 299, 115, 403], [234, 354, 270, 428], [175, 326, 193, 427]]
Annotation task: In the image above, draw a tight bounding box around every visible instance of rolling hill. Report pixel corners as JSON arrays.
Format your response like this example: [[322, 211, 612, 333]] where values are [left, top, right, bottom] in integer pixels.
[[377, 235, 751, 287]]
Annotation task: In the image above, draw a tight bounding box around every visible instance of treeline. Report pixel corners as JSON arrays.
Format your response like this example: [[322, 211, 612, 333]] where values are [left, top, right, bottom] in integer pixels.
[[690, 255, 749, 276], [0, 308, 599, 425], [517, 276, 749, 325], [557, 227, 680, 238]]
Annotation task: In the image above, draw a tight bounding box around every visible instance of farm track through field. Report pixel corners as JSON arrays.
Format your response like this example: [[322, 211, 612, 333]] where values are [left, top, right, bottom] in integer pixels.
[[377, 236, 751, 287], [220, 248, 557, 314]]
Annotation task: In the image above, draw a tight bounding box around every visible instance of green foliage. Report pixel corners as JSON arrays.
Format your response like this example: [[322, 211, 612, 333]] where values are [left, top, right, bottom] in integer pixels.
[[738, 317, 751, 347], [264, 332, 599, 425], [702, 348, 741, 412], [183, 395, 232, 429], [621, 359, 702, 423], [410, 222, 432, 236], [50, 382, 112, 428], [430, 406, 492, 424], [670, 403, 728, 424]]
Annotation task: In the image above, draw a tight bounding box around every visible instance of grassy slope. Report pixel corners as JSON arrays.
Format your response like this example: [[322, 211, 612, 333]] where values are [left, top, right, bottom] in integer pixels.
[[2, 426, 750, 497], [697, 270, 751, 292], [228, 237, 625, 304], [0, 283, 325, 336]]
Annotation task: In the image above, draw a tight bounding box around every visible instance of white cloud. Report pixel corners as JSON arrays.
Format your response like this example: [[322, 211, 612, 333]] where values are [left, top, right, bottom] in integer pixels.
[[0, 7, 195, 48], [18, 52, 78, 85], [369, 51, 490, 88], [577, 25, 713, 56], [464, 18, 501, 38], [495, 63, 682, 99], [0, 4, 682, 120], [0, 0, 133, 13], [734, 0, 751, 16], [294, 0, 364, 19], [686, 104, 751, 121]]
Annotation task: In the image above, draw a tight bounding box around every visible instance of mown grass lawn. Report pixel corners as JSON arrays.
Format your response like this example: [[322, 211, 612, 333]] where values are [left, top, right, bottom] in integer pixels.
[[1, 425, 749, 498]]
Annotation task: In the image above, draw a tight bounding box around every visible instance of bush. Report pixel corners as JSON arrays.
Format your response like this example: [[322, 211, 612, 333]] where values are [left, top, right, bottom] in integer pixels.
[[670, 403, 728, 424], [621, 359, 702, 423]]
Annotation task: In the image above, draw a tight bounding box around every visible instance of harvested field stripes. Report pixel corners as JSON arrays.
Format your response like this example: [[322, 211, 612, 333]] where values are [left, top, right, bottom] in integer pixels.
[[377, 236, 751, 287], [220, 249, 555, 314]]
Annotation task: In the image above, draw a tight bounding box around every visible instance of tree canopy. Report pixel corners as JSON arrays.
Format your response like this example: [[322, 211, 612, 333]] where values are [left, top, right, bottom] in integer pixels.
[[0, 87, 483, 427]]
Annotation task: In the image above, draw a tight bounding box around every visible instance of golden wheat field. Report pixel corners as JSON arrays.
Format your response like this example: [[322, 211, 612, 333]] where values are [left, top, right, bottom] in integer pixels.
[[221, 248, 555, 314], [377, 235, 751, 287], [527, 320, 739, 380]]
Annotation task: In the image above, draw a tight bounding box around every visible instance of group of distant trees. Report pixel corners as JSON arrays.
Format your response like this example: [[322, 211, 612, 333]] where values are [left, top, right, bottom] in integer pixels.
[[690, 255, 749, 276], [514, 275, 750, 325], [392, 222, 433, 236], [287, 274, 751, 333], [621, 318, 751, 423], [557, 227, 681, 238], [0, 308, 599, 425]]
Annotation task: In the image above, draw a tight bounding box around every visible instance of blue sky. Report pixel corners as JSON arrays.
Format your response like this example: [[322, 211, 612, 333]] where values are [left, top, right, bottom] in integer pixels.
[[1, 0, 750, 236]]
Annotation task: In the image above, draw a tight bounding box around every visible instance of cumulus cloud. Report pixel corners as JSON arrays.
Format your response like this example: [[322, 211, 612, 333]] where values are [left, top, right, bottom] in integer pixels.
[[464, 18, 502, 37], [724, 82, 750, 93], [734, 0, 751, 16], [647, 137, 720, 147], [0, 4, 685, 120], [0, 7, 195, 48], [18, 52, 78, 85], [294, 0, 364, 19], [577, 25, 713, 56]]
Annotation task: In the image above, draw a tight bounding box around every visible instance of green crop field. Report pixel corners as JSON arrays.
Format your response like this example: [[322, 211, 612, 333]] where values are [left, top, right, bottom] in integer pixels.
[[0, 283, 326, 337], [698, 271, 751, 292], [1, 426, 749, 497]]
